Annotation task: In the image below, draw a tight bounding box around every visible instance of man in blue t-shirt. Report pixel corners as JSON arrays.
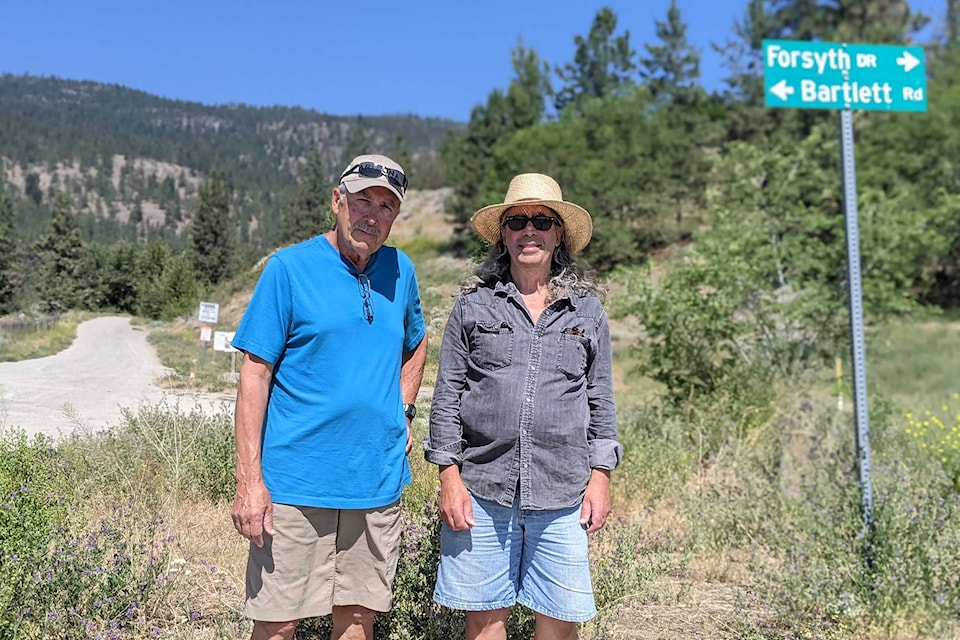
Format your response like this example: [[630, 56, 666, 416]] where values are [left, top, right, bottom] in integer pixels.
[[231, 154, 427, 640]]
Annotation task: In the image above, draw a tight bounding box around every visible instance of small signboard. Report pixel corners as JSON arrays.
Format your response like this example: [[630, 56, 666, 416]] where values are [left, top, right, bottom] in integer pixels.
[[213, 331, 237, 353], [199, 326, 213, 343], [763, 39, 927, 112], [198, 301, 220, 324]]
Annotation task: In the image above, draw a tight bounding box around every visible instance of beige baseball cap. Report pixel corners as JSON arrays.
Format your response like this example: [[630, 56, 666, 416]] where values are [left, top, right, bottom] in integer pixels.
[[338, 154, 408, 202]]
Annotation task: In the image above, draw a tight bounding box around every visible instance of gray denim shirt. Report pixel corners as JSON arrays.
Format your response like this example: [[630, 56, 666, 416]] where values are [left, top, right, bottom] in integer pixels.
[[425, 279, 622, 510]]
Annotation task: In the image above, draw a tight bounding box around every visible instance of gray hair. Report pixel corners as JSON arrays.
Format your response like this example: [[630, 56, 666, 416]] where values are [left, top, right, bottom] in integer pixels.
[[461, 241, 606, 301]]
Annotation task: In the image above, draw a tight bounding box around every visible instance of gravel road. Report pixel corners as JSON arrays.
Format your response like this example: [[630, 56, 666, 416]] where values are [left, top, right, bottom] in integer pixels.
[[0, 316, 234, 440]]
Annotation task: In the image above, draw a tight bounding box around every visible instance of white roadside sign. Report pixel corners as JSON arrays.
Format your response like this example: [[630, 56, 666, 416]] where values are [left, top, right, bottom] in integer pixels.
[[198, 301, 220, 324], [213, 331, 237, 353]]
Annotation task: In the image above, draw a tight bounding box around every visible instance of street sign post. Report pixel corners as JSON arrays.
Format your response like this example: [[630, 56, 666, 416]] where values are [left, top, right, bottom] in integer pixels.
[[764, 40, 927, 111], [763, 40, 928, 528]]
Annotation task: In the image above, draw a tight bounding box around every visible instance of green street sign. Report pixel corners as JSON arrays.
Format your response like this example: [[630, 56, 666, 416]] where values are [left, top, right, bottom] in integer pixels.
[[763, 39, 927, 112]]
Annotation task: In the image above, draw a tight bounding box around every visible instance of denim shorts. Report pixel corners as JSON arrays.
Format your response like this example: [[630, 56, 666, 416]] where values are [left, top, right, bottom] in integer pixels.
[[433, 494, 596, 622]]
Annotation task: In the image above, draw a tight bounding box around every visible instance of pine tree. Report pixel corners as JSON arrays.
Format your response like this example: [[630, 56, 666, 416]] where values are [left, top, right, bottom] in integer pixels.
[[279, 151, 334, 245], [340, 125, 370, 170], [389, 132, 413, 183], [713, 0, 771, 105], [189, 171, 235, 286], [34, 193, 84, 313], [824, 0, 929, 43], [640, 0, 701, 101], [442, 40, 554, 248], [24, 172, 42, 206], [506, 40, 551, 128], [554, 8, 637, 113], [950, 0, 960, 50], [0, 188, 19, 313]]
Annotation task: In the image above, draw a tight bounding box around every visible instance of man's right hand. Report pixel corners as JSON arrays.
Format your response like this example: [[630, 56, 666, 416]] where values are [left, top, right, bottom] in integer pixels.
[[232, 480, 275, 547], [438, 465, 475, 531]]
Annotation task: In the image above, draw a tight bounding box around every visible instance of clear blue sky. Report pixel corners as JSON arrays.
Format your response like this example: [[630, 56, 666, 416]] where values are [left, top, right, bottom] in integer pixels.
[[0, 0, 947, 122]]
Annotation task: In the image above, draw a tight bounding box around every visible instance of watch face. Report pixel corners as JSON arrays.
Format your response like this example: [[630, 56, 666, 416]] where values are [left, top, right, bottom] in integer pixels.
[[404, 403, 417, 420]]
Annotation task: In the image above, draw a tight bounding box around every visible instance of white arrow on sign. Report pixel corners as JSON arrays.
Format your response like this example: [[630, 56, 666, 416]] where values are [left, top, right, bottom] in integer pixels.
[[770, 79, 795, 101], [896, 51, 920, 73]]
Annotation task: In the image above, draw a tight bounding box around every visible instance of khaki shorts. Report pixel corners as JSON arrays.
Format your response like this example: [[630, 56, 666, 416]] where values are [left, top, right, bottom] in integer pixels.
[[244, 500, 402, 622]]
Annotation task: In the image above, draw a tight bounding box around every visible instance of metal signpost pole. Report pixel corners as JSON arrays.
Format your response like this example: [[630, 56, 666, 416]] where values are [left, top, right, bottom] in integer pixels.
[[839, 109, 873, 526], [763, 39, 927, 528]]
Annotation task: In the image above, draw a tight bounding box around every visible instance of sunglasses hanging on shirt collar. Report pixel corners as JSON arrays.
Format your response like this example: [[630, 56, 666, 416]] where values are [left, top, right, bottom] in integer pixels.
[[355, 273, 374, 324]]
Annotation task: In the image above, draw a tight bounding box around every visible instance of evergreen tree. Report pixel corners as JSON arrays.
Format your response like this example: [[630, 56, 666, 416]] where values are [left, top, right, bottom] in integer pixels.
[[34, 193, 83, 313], [101, 241, 139, 312], [950, 0, 960, 50], [136, 244, 201, 321], [554, 7, 637, 113], [442, 40, 554, 249], [158, 254, 202, 320], [189, 171, 235, 286], [640, 0, 701, 101], [505, 40, 551, 128], [823, 0, 929, 43], [713, 0, 771, 105], [0, 188, 19, 313], [441, 91, 513, 249], [389, 132, 413, 181], [24, 172, 42, 206], [279, 150, 334, 245], [340, 125, 370, 170], [75, 242, 108, 310]]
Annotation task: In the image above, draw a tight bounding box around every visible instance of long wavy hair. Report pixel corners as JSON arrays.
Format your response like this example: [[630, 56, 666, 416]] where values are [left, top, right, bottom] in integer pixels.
[[461, 239, 606, 301]]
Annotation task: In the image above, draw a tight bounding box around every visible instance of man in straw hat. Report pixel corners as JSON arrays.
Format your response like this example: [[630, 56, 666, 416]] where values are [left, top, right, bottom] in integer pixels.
[[232, 154, 427, 640], [425, 173, 622, 638]]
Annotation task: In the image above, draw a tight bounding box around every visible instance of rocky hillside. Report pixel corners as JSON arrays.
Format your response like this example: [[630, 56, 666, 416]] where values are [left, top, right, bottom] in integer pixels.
[[0, 73, 460, 245]]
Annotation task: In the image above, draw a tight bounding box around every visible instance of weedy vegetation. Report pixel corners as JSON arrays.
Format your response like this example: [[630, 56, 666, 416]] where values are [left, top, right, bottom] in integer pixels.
[[2, 236, 959, 639]]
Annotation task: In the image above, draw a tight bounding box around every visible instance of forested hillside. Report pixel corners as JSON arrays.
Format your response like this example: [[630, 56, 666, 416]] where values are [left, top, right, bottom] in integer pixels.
[[0, 73, 457, 249]]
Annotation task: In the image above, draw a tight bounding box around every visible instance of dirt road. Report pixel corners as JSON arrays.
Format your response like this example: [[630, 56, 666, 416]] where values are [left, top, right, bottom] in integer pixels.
[[0, 316, 233, 440]]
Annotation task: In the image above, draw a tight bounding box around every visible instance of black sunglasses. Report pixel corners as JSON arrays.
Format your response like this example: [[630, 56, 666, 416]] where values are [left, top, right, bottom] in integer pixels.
[[501, 215, 562, 232], [340, 162, 408, 195]]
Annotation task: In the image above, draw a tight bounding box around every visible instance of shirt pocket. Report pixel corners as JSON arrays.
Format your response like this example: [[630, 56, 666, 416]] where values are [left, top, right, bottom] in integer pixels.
[[557, 333, 589, 379], [470, 321, 515, 371]]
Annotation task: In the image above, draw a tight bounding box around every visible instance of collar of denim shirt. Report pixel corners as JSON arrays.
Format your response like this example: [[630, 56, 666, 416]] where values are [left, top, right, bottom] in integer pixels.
[[492, 278, 582, 310]]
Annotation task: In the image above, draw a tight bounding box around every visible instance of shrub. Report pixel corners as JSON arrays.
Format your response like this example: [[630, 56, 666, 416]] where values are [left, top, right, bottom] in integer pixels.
[[904, 393, 960, 491], [739, 399, 960, 638], [5, 505, 175, 640], [0, 431, 178, 640]]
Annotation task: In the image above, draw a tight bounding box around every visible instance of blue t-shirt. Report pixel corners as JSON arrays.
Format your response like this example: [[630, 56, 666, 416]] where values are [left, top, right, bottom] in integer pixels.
[[232, 235, 426, 509]]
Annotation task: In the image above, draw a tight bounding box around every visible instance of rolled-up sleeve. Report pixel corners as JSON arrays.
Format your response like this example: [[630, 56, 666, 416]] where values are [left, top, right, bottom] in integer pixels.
[[586, 307, 622, 470], [424, 297, 468, 467]]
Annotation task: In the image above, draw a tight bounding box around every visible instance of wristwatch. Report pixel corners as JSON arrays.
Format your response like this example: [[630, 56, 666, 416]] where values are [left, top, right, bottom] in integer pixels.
[[403, 403, 417, 420]]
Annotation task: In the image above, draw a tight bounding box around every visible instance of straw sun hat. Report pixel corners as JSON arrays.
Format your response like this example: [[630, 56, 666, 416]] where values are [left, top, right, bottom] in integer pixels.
[[471, 173, 594, 254]]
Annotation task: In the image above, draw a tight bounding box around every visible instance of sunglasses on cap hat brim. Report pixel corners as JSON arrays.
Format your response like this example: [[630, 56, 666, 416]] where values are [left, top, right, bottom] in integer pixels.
[[340, 162, 408, 196]]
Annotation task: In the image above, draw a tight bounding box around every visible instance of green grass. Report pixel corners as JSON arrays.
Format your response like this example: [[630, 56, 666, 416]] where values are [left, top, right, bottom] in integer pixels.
[[868, 318, 960, 410], [0, 310, 99, 362]]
